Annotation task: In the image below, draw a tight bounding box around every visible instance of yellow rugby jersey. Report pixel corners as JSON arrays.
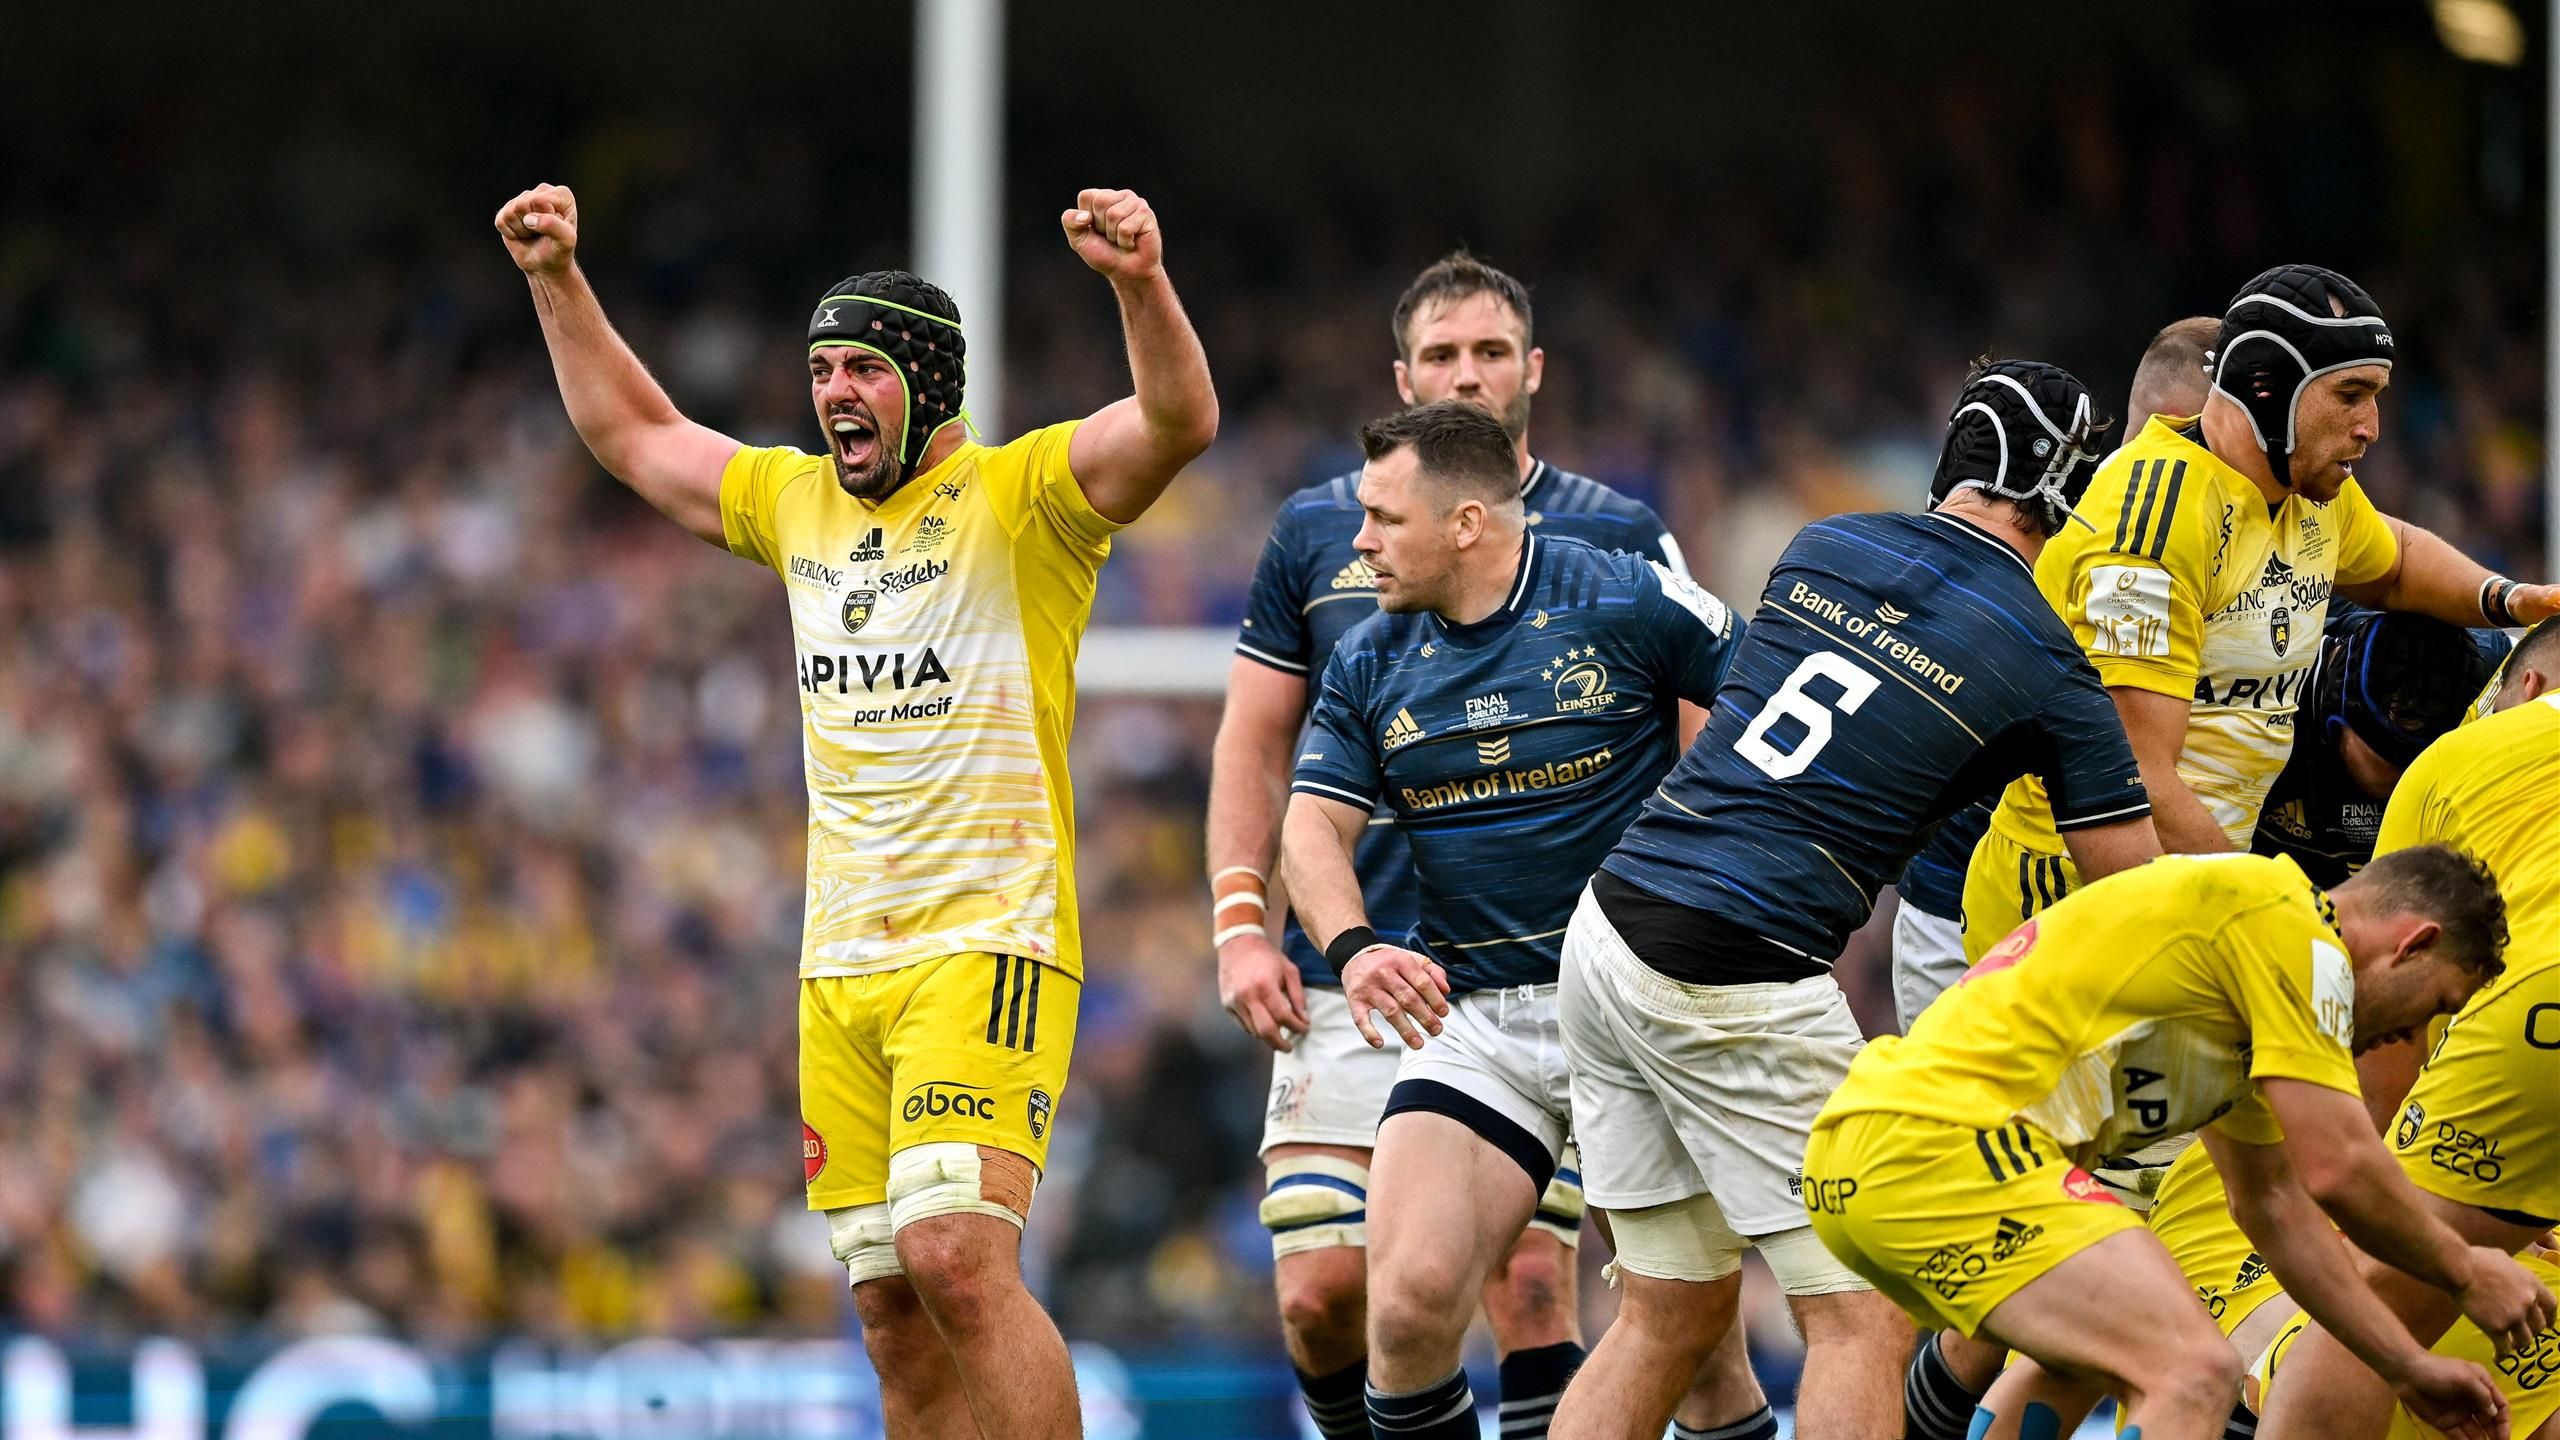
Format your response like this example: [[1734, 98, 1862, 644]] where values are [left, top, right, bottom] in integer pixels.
[[720, 421, 1119, 980], [2376, 691, 2560, 1222], [1988, 417, 2398, 854], [2378, 689, 2560, 967], [1823, 854, 2361, 1161]]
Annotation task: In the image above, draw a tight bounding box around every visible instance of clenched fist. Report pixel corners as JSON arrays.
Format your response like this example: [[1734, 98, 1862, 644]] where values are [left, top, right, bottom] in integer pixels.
[[495, 184, 581, 278], [1061, 188, 1163, 285]]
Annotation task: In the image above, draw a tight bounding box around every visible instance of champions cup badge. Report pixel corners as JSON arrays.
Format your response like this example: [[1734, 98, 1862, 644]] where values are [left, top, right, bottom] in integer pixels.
[[2269, 606, 2291, 656], [1027, 1089, 1053, 1141], [842, 588, 878, 635]]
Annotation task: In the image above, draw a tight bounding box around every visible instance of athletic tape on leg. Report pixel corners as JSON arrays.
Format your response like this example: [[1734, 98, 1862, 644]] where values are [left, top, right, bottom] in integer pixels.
[[1261, 1155, 1370, 1256], [1529, 1161, 1586, 1247], [1606, 1191, 1746, 1283], [886, 1142, 1033, 1231], [826, 1203, 902, 1286], [1756, 1222, 1874, 1296]]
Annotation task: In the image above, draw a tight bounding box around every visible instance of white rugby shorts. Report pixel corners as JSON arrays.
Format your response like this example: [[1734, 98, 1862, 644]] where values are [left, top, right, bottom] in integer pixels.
[[1559, 886, 1866, 1237]]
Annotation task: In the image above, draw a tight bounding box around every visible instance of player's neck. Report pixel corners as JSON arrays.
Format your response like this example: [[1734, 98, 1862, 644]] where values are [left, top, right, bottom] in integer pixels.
[[1442, 529, 1530, 626], [1513, 440, 1536, 487], [2200, 397, 2291, 507], [1934, 494, 2042, 564]]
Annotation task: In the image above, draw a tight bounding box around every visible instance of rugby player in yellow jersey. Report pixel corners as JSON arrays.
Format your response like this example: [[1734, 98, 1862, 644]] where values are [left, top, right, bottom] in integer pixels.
[[2254, 620, 2560, 1440], [494, 181, 1216, 1439], [1962, 265, 2560, 963], [1799, 850, 2553, 1440]]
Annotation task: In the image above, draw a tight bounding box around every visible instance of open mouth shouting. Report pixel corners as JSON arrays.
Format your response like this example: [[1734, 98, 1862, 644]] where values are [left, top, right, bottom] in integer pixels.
[[830, 407, 883, 472]]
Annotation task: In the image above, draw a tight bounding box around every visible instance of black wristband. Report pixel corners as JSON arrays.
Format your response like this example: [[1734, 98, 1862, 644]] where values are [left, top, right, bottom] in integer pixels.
[[2483, 576, 2518, 628], [1324, 926, 1383, 971]]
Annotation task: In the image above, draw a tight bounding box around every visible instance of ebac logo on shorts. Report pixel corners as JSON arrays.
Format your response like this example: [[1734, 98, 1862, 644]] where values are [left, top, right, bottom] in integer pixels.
[[802, 1121, 828, 1182], [904, 1082, 998, 1123]]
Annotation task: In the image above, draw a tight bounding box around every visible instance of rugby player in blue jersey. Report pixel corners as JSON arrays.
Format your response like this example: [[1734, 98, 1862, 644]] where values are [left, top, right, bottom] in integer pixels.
[[1207, 254, 1755, 1440], [1279, 400, 1742, 1440], [1548, 362, 2166, 1440]]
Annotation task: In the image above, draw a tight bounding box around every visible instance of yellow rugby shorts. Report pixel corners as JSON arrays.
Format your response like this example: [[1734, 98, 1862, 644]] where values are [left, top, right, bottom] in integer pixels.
[[1958, 826, 2081, 964], [1801, 1110, 2144, 1337], [799, 952, 1078, 1211]]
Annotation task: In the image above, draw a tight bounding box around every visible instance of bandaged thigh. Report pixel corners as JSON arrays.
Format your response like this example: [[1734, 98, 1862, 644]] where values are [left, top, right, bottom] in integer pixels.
[[826, 1202, 902, 1286], [1261, 1155, 1370, 1256], [1756, 1221, 1874, 1297], [1530, 1158, 1586, 1247], [886, 1142, 1038, 1233], [1603, 1190, 1747, 1284]]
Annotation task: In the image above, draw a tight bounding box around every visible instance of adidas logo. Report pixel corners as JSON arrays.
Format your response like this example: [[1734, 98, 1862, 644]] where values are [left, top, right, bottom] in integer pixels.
[[1876, 602, 1910, 625], [1477, 736, 1512, 765], [1382, 709, 1425, 750], [1331, 559, 1379, 591], [1990, 1215, 2044, 1261]]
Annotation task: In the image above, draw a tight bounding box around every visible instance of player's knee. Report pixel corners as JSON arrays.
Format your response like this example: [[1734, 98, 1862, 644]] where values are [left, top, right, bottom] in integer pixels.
[[886, 1144, 1037, 1324], [1367, 1261, 1474, 1359], [1274, 1253, 1367, 1354], [2149, 1341, 2245, 1417], [1481, 1234, 1574, 1337], [849, 1277, 938, 1367]]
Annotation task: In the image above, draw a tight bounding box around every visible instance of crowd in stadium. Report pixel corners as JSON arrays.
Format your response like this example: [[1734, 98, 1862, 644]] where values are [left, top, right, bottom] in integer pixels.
[[0, 66, 2548, 1365]]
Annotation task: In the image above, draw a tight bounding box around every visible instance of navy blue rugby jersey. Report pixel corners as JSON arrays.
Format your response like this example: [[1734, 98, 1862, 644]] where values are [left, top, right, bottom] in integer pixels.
[[1290, 533, 1734, 992], [1896, 800, 1990, 922], [1603, 511, 2149, 975], [1237, 461, 1679, 984]]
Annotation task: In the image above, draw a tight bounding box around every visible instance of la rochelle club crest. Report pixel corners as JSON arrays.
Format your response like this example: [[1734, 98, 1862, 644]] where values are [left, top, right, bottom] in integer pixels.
[[842, 589, 878, 635]]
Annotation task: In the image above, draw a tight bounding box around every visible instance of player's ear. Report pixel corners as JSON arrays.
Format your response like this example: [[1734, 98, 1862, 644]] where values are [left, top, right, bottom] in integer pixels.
[[1524, 347, 1544, 396], [2521, 667, 2551, 705], [2397, 918, 2443, 965], [1393, 359, 1417, 407], [1450, 498, 1485, 546]]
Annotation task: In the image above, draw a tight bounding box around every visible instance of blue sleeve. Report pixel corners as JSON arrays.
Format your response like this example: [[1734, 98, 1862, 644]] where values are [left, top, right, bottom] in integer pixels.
[[2038, 657, 2153, 831], [1292, 650, 1383, 810], [1637, 559, 1741, 704], [1237, 501, 1311, 674]]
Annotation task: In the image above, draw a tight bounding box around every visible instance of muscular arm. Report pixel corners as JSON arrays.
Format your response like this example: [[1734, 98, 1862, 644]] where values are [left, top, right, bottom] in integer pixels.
[[496, 188, 736, 544], [1209, 658, 1312, 1048], [2264, 1076, 2553, 1352], [2110, 686, 2231, 852], [1280, 793, 1374, 952], [2205, 1126, 2438, 1386], [2341, 518, 2560, 626], [1060, 191, 1219, 524], [2057, 814, 2162, 884]]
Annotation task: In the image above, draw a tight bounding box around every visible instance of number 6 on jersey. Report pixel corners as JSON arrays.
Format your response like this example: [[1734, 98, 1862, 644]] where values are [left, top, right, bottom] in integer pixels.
[[1733, 651, 1881, 779]]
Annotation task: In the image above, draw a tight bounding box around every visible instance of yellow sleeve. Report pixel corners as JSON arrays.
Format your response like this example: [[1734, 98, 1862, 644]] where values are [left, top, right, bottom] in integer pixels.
[[2054, 461, 2207, 699], [2211, 1088, 2284, 1146], [978, 420, 1123, 550], [718, 444, 811, 570], [2224, 896, 2363, 1097], [2332, 480, 2399, 588]]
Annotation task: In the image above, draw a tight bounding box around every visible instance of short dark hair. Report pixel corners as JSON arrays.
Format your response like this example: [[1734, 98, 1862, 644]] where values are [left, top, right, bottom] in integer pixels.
[[1358, 400, 1519, 506], [2353, 845, 2510, 979], [2507, 616, 2560, 681], [1391, 251, 1533, 360]]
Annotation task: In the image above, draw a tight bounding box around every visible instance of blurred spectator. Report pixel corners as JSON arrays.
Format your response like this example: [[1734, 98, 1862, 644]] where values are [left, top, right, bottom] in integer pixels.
[[0, 45, 2543, 1355]]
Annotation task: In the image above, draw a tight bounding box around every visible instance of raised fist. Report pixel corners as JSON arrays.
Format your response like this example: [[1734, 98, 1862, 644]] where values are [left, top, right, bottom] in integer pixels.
[[495, 184, 580, 277], [1061, 188, 1163, 285]]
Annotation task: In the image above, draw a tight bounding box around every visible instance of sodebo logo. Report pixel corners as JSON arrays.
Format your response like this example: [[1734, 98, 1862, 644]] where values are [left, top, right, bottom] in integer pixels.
[[904, 1082, 997, 1123]]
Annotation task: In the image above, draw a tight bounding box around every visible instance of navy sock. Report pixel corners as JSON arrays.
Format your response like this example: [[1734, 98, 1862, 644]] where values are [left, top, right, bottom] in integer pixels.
[[2222, 1392, 2258, 1440], [1908, 1333, 1993, 1440], [1495, 1341, 1583, 1439], [1295, 1361, 1370, 1440], [1673, 1403, 1780, 1440], [1368, 1367, 1478, 1440]]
